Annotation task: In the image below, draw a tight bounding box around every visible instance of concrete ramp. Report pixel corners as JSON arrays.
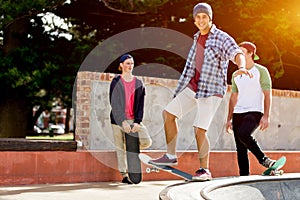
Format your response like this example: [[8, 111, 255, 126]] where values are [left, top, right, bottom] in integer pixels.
[[160, 173, 300, 200]]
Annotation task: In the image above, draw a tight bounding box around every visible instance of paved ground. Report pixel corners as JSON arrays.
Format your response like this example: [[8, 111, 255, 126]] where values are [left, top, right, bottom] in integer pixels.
[[0, 180, 179, 200], [0, 173, 299, 200]]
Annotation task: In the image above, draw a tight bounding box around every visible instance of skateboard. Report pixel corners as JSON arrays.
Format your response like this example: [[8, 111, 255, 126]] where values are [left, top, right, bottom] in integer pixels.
[[125, 131, 142, 184], [139, 154, 193, 181], [262, 156, 286, 176]]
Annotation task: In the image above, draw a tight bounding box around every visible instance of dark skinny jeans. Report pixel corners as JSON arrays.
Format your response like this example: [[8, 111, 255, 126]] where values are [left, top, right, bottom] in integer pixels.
[[232, 112, 265, 176]]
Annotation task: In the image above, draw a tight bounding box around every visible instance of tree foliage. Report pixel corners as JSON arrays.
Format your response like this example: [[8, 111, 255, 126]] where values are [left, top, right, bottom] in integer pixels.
[[225, 0, 300, 90], [0, 0, 93, 137], [102, 0, 169, 14], [56, 0, 300, 90], [0, 0, 96, 105], [0, 0, 299, 137]]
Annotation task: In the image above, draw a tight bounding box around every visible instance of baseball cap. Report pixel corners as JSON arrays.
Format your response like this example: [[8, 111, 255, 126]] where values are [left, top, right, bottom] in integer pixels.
[[119, 54, 133, 63], [239, 41, 260, 60]]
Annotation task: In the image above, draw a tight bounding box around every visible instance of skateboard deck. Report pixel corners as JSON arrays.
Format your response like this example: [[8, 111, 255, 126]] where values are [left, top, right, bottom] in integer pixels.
[[125, 131, 142, 184], [139, 154, 193, 181], [262, 156, 286, 176]]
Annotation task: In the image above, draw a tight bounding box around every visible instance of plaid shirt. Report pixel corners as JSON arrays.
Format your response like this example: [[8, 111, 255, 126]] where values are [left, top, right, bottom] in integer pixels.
[[174, 24, 243, 98]]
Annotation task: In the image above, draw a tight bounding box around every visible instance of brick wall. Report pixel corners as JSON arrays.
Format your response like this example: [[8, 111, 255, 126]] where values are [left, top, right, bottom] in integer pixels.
[[76, 72, 178, 148], [76, 71, 300, 150]]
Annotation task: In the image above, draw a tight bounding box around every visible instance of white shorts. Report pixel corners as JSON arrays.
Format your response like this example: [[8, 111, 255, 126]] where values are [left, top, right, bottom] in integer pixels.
[[164, 87, 222, 130]]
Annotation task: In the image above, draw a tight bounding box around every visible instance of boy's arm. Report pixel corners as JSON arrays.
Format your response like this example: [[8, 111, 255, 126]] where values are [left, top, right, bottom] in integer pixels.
[[226, 92, 238, 133], [259, 90, 271, 131]]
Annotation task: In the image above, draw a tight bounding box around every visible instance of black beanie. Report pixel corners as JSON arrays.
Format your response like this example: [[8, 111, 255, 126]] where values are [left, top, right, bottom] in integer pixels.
[[193, 3, 213, 20]]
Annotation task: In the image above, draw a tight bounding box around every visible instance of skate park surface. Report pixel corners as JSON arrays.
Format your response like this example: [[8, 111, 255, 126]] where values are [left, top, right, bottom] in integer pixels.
[[160, 173, 300, 200], [0, 173, 299, 200]]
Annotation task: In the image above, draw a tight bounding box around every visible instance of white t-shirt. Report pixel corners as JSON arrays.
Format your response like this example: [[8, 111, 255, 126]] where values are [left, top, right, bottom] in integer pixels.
[[231, 64, 271, 113]]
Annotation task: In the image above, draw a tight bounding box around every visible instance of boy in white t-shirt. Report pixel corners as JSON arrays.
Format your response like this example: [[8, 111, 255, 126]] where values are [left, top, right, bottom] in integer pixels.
[[226, 42, 275, 176]]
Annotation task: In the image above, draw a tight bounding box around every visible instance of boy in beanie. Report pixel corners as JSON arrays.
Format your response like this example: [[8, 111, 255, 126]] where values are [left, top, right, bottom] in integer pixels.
[[226, 42, 275, 176], [110, 54, 152, 184], [150, 2, 252, 181]]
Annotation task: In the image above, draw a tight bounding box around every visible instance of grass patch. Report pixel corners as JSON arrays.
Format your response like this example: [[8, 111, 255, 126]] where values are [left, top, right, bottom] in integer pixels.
[[26, 133, 74, 140]]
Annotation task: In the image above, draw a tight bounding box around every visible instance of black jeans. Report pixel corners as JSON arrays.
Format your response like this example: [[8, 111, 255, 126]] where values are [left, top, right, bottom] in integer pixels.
[[232, 112, 265, 176]]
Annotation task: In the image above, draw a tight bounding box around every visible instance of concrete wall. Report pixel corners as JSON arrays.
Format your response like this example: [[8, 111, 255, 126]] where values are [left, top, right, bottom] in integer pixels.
[[76, 72, 300, 151], [1, 151, 299, 186]]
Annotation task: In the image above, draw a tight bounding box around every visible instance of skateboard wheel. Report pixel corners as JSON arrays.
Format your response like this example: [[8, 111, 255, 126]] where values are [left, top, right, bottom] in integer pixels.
[[270, 170, 275, 176], [146, 168, 151, 173], [271, 169, 284, 176]]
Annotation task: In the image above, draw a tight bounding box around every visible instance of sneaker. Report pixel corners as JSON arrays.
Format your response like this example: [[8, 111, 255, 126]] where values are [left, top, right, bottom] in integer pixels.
[[121, 177, 133, 184], [192, 168, 212, 181], [261, 157, 276, 168], [149, 154, 178, 166]]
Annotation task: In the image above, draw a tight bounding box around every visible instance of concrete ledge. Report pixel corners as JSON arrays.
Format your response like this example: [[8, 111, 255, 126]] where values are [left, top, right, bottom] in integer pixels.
[[0, 150, 298, 186], [201, 173, 300, 200], [159, 173, 300, 200], [0, 139, 77, 151]]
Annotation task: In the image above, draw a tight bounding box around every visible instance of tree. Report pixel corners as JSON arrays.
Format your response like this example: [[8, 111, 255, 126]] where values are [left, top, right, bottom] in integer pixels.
[[1, 0, 299, 139], [101, 0, 169, 14], [0, 0, 92, 137], [220, 0, 300, 91], [56, 0, 300, 91]]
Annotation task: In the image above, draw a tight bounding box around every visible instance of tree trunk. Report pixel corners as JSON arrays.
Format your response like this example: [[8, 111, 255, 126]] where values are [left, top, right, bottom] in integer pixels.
[[1, 14, 33, 138], [65, 107, 70, 133], [0, 97, 29, 138], [3, 16, 31, 55]]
